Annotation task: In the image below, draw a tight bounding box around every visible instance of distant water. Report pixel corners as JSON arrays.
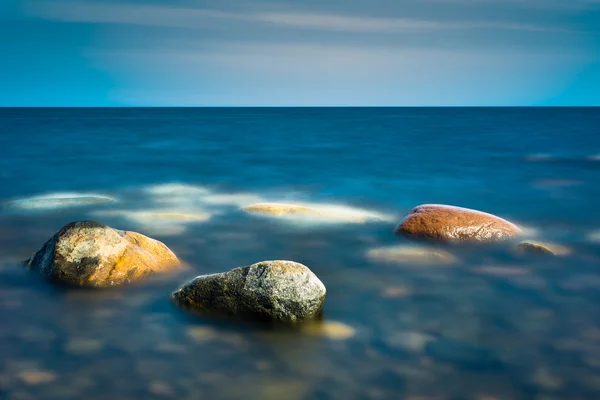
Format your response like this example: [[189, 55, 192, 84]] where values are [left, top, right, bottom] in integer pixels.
[[1, 107, 600, 399]]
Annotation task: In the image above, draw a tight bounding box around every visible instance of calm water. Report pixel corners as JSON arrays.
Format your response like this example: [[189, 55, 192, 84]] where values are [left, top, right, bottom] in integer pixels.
[[1, 107, 600, 399]]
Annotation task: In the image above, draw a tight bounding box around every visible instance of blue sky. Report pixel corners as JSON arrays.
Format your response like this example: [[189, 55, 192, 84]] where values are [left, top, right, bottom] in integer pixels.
[[1, 0, 599, 106]]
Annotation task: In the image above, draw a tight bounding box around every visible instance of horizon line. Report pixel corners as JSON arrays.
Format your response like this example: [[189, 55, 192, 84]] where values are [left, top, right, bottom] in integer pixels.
[[1, 105, 599, 109]]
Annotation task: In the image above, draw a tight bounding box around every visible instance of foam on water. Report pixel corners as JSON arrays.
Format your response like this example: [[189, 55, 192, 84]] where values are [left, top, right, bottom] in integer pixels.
[[587, 230, 600, 243], [143, 184, 211, 197], [90, 208, 212, 236], [5, 192, 115, 210]]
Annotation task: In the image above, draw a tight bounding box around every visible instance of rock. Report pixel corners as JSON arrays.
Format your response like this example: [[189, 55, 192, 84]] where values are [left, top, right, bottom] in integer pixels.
[[394, 204, 522, 243], [26, 221, 181, 287], [149, 381, 176, 397], [380, 285, 412, 298], [171, 260, 326, 324], [366, 245, 457, 266], [303, 321, 356, 340], [17, 370, 57, 385], [516, 241, 570, 256], [516, 242, 554, 256], [243, 202, 391, 224]]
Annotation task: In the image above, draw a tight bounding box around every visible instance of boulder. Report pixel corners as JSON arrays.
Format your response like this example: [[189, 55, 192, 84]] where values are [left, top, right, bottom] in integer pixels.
[[394, 204, 522, 243], [516, 241, 570, 256], [171, 260, 326, 323], [26, 221, 181, 287]]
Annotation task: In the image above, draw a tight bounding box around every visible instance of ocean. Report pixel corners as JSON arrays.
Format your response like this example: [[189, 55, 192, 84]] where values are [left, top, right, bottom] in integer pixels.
[[0, 107, 599, 399]]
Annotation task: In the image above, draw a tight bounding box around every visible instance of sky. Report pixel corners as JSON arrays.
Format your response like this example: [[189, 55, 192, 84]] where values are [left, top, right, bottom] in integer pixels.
[[1, 0, 599, 106]]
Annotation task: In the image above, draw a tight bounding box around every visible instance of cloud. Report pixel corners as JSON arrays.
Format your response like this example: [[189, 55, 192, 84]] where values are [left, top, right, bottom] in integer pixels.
[[26, 0, 571, 33], [87, 41, 589, 106], [421, 0, 600, 9]]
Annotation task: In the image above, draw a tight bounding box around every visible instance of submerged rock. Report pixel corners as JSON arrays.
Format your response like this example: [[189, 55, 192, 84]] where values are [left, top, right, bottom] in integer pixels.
[[516, 241, 570, 256], [394, 204, 522, 243], [516, 242, 554, 256], [303, 321, 356, 340], [366, 245, 457, 266], [26, 221, 181, 287], [171, 260, 326, 323], [243, 202, 391, 224]]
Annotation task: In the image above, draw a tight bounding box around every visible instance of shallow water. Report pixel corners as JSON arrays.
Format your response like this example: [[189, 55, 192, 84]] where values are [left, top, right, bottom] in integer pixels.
[[1, 107, 600, 399]]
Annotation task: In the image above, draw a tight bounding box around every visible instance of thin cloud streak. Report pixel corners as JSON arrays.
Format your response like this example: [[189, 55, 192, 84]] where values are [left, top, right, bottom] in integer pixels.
[[27, 0, 573, 33], [421, 0, 600, 9], [86, 42, 588, 106]]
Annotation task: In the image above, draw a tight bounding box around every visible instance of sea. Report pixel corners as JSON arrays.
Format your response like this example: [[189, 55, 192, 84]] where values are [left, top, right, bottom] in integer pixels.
[[0, 107, 599, 400]]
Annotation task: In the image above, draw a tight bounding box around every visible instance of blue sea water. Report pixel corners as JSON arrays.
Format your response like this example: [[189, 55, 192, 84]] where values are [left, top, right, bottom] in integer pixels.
[[0, 107, 599, 399]]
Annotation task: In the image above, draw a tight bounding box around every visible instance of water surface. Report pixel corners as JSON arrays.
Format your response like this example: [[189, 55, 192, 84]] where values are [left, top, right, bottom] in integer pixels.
[[1, 107, 600, 399]]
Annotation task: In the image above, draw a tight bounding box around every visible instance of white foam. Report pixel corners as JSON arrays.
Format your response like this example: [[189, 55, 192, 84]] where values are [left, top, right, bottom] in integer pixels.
[[587, 230, 600, 243], [90, 209, 211, 236], [143, 183, 211, 197], [199, 193, 263, 207], [6, 192, 115, 210], [144, 183, 261, 208]]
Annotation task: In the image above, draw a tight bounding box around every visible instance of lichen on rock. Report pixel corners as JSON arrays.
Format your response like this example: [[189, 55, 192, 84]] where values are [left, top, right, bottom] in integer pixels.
[[26, 221, 181, 287], [171, 260, 326, 324]]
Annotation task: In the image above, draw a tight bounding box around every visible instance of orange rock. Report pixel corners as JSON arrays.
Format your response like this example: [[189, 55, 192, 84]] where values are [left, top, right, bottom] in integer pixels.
[[26, 221, 181, 287], [394, 204, 522, 243]]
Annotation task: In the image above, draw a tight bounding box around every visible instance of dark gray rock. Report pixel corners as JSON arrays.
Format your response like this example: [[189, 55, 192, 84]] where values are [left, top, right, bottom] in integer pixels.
[[171, 260, 326, 323]]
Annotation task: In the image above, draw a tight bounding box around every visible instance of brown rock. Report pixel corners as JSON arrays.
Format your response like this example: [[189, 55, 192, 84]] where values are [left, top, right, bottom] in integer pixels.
[[394, 204, 522, 243], [26, 221, 181, 287], [17, 370, 57, 385]]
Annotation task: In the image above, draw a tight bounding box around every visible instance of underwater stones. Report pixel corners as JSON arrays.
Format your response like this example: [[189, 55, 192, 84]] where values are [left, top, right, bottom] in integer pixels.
[[26, 221, 181, 287], [516, 241, 571, 257], [242, 202, 391, 224], [17, 370, 57, 385], [303, 321, 356, 340], [394, 204, 522, 243], [171, 260, 326, 324], [244, 203, 317, 215], [366, 245, 457, 266]]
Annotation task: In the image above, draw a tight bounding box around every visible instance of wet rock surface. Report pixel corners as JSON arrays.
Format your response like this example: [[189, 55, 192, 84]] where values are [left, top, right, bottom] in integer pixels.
[[26, 221, 181, 287], [394, 204, 522, 243], [517, 242, 556, 256], [516, 241, 571, 257], [171, 260, 326, 323]]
